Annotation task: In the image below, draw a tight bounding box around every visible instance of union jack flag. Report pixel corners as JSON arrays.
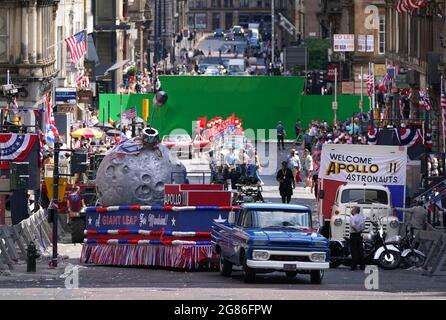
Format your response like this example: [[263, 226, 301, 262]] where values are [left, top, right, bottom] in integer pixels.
[[65, 31, 87, 64], [45, 93, 60, 144], [419, 89, 432, 112]]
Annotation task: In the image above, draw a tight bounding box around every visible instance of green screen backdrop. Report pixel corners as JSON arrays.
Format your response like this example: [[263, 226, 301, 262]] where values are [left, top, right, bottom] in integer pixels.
[[99, 76, 367, 138]]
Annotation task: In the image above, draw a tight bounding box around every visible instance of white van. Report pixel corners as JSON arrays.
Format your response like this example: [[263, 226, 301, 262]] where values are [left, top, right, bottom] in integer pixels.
[[227, 58, 246, 75]]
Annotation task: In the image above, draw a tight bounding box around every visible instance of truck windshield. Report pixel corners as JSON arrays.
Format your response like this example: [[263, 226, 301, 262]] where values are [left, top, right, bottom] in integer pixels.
[[250, 210, 310, 229], [340, 189, 388, 205]]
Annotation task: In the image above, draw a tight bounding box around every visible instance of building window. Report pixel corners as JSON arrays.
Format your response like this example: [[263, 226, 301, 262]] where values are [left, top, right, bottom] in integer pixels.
[[379, 15, 385, 55], [213, 13, 221, 29], [224, 0, 234, 8], [240, 0, 249, 8], [257, 0, 262, 8], [190, 13, 207, 29], [0, 11, 8, 62], [211, 0, 221, 7]]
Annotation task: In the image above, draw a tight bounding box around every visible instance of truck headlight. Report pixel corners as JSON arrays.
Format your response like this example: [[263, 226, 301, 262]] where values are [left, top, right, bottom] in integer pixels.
[[334, 218, 343, 227], [389, 220, 399, 229], [310, 253, 326, 262], [252, 250, 270, 261]]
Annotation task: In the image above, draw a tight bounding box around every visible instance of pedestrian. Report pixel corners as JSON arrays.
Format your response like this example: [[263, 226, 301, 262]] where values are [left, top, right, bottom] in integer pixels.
[[253, 149, 264, 185], [276, 121, 286, 150], [396, 199, 428, 238], [224, 148, 238, 189], [238, 148, 250, 176], [349, 206, 366, 270], [287, 149, 301, 184], [276, 161, 295, 204], [303, 149, 313, 188], [303, 130, 313, 153], [67, 185, 86, 224], [294, 120, 301, 143]]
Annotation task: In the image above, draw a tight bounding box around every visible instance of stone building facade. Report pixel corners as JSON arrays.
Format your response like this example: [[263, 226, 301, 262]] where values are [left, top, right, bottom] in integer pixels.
[[0, 0, 59, 119]]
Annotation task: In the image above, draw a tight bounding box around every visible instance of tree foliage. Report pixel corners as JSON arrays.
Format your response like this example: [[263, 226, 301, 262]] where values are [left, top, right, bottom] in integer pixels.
[[305, 39, 330, 70]]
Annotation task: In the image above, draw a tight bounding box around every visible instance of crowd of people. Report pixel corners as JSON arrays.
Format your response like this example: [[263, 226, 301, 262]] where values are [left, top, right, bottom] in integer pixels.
[[276, 116, 369, 204]]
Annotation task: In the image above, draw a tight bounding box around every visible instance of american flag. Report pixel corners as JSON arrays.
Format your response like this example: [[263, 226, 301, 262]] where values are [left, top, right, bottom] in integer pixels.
[[125, 107, 137, 120], [441, 77, 446, 150], [367, 70, 374, 97], [65, 31, 87, 64], [396, 0, 428, 14]]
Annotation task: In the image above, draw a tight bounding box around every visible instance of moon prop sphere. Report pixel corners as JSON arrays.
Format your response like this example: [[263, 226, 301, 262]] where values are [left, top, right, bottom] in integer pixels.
[[95, 139, 186, 207]]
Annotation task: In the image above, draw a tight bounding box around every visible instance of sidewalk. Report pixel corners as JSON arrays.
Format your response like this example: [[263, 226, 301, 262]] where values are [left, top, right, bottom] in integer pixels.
[[0, 243, 81, 284]]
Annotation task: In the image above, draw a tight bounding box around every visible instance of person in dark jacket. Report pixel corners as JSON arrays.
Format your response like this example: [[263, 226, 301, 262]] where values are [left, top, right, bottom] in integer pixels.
[[276, 161, 295, 203]]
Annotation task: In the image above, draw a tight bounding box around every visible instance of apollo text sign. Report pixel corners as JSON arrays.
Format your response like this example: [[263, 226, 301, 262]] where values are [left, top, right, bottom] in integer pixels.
[[320, 144, 407, 185]]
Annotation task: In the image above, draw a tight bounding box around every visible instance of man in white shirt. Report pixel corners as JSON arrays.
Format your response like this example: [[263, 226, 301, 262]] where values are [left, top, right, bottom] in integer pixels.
[[349, 206, 365, 270]]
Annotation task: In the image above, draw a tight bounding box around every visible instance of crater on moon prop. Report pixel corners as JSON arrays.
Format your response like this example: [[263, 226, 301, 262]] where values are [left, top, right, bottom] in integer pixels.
[[95, 141, 186, 206]]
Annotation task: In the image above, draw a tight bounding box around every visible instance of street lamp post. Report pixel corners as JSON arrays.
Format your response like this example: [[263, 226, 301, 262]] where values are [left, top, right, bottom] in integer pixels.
[[271, 0, 275, 67]]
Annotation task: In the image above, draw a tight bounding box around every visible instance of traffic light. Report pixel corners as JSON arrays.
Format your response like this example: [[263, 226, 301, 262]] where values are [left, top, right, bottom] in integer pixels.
[[9, 162, 29, 190], [71, 152, 88, 174]]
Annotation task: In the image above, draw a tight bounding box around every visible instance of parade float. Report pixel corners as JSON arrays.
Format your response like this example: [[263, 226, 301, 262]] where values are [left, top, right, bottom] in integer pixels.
[[79, 125, 238, 268], [80, 97, 242, 269]]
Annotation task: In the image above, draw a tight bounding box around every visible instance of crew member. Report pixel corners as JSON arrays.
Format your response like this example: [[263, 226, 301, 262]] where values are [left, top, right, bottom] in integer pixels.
[[350, 206, 365, 271], [396, 199, 428, 238], [276, 161, 295, 204]]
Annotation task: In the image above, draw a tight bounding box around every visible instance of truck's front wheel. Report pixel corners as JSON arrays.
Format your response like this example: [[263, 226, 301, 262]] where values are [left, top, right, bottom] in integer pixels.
[[310, 270, 324, 284], [242, 256, 256, 283], [219, 257, 233, 277]]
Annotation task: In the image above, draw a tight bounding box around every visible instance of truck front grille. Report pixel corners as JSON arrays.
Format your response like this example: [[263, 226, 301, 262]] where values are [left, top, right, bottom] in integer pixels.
[[269, 255, 310, 262]]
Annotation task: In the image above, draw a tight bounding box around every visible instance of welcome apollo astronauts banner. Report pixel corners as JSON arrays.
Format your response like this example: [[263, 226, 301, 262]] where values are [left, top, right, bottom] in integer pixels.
[[319, 144, 407, 186]]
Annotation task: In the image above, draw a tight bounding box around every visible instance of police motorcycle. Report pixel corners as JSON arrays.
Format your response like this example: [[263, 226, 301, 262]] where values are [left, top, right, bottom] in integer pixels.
[[365, 218, 402, 270], [329, 216, 401, 270], [390, 224, 426, 268]]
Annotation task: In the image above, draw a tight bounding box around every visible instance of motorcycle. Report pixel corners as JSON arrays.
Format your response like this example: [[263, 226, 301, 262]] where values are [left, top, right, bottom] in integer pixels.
[[367, 219, 402, 270], [389, 225, 426, 269], [329, 218, 401, 270]]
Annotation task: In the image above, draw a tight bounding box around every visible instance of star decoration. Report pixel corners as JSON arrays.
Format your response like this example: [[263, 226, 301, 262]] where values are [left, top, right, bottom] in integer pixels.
[[88, 217, 92, 225], [171, 217, 176, 226], [213, 214, 227, 223]]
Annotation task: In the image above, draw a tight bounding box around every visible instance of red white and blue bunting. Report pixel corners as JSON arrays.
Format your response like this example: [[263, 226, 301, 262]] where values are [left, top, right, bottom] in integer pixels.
[[0, 133, 38, 169], [81, 243, 215, 269], [85, 229, 211, 237], [85, 205, 240, 213]]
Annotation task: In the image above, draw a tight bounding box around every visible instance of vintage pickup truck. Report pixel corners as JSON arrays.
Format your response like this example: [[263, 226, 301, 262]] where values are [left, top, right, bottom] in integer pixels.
[[212, 203, 330, 283]]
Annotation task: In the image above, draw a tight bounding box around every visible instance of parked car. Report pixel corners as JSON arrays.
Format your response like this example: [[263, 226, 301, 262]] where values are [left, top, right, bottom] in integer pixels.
[[192, 134, 211, 152], [232, 25, 245, 37], [161, 134, 193, 158], [204, 65, 221, 75], [212, 203, 330, 283], [214, 28, 225, 38], [224, 33, 236, 41]]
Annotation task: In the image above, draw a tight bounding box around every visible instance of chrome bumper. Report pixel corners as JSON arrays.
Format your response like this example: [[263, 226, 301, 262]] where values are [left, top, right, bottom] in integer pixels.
[[246, 260, 329, 271]]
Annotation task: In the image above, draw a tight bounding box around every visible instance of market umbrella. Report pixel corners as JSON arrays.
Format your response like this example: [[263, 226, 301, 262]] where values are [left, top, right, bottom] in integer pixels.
[[114, 116, 145, 125], [71, 128, 103, 139], [105, 129, 123, 137], [93, 122, 114, 131]]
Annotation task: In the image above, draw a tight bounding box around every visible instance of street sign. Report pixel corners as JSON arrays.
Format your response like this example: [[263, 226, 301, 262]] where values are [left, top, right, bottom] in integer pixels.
[[55, 87, 77, 105]]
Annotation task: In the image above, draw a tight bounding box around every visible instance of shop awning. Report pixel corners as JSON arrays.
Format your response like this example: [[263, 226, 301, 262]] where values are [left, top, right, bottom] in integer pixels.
[[105, 59, 131, 74]]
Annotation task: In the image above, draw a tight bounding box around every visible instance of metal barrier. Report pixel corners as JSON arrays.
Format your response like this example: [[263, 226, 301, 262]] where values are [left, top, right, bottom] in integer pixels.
[[414, 226, 446, 276], [0, 209, 54, 273]]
